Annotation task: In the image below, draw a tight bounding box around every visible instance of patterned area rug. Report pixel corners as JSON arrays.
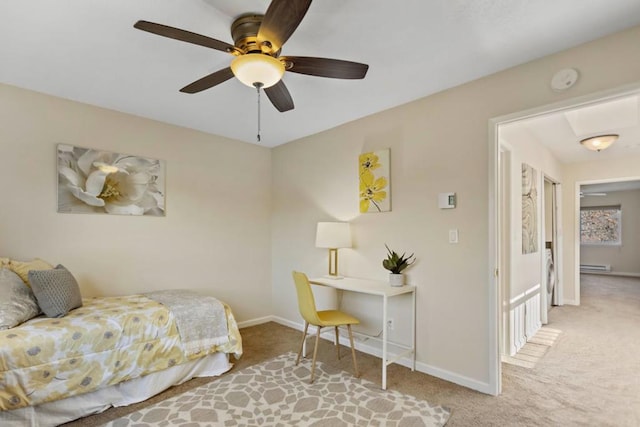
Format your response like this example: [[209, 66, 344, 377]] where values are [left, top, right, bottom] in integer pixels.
[[106, 352, 450, 426]]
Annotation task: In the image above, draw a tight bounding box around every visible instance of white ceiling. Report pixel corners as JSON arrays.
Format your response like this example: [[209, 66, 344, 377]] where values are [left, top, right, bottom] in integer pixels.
[[501, 93, 640, 163], [2, 1, 640, 147]]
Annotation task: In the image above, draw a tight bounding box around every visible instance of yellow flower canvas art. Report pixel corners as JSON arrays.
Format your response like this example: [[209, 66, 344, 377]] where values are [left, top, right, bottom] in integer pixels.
[[359, 149, 390, 213]]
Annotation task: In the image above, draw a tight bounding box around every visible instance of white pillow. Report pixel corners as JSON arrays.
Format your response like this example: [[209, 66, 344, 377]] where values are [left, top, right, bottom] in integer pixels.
[[0, 268, 40, 329]]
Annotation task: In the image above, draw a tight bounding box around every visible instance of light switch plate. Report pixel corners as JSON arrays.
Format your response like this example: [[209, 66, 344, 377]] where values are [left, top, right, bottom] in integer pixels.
[[449, 229, 459, 244]]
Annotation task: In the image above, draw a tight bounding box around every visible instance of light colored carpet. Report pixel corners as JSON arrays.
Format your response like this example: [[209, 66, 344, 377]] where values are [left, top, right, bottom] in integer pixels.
[[502, 327, 562, 369], [66, 274, 640, 426], [105, 352, 450, 426]]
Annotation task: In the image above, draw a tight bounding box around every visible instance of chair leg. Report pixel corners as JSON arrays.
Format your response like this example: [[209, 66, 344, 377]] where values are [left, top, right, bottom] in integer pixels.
[[334, 326, 341, 360], [347, 324, 359, 378], [310, 325, 321, 384], [296, 321, 309, 366]]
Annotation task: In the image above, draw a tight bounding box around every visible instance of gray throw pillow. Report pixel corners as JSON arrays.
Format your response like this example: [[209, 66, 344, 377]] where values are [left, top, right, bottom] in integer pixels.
[[0, 268, 40, 329], [28, 264, 83, 318]]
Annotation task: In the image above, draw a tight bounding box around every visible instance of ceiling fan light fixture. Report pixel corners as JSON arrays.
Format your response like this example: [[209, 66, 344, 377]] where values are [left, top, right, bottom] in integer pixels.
[[231, 54, 284, 88], [579, 134, 618, 152]]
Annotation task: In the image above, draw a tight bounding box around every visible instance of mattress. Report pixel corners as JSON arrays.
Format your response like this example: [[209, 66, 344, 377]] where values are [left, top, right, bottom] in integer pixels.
[[0, 351, 232, 427], [0, 294, 242, 412]]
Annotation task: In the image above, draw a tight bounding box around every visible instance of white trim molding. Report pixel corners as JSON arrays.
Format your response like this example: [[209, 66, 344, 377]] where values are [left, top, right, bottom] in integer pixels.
[[271, 316, 493, 395], [237, 315, 276, 329]]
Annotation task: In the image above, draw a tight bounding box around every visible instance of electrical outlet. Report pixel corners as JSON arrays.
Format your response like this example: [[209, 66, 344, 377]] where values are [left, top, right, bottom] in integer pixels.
[[387, 319, 394, 330]]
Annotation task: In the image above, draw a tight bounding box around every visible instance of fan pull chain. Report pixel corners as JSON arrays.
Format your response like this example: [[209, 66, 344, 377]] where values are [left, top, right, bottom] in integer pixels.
[[254, 82, 264, 143]]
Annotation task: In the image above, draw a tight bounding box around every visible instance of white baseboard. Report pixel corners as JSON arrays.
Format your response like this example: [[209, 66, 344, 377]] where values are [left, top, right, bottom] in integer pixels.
[[237, 315, 275, 329], [418, 363, 492, 395], [616, 272, 640, 278], [271, 316, 300, 330], [270, 316, 492, 395]]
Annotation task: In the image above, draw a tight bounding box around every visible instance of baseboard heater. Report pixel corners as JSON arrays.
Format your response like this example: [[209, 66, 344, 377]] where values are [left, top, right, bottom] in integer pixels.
[[580, 264, 611, 272]]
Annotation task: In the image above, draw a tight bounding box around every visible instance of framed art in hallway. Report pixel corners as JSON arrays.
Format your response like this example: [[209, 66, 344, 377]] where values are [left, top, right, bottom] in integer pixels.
[[521, 162, 538, 254], [359, 148, 390, 213], [57, 144, 165, 216]]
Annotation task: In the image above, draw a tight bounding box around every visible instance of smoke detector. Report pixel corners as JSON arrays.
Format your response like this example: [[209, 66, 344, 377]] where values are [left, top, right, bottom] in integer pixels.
[[551, 68, 579, 92]]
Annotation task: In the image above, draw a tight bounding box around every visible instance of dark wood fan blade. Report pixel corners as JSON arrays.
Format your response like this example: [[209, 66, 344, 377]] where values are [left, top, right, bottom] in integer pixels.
[[134, 20, 236, 54], [283, 56, 369, 79], [264, 80, 294, 112], [257, 0, 311, 52], [180, 67, 235, 93]]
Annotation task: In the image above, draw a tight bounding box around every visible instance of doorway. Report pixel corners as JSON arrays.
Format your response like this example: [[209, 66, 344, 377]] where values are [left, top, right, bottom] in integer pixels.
[[488, 82, 640, 396], [541, 177, 560, 324], [575, 178, 640, 300]]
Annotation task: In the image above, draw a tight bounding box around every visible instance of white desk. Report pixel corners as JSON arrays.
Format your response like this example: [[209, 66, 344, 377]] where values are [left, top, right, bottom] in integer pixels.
[[309, 276, 416, 390]]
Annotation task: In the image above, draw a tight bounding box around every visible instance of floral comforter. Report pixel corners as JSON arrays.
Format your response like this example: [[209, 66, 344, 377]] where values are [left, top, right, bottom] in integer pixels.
[[0, 295, 242, 411]]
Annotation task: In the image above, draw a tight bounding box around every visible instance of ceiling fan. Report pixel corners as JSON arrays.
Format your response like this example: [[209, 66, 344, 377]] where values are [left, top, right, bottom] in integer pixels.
[[133, 0, 369, 113]]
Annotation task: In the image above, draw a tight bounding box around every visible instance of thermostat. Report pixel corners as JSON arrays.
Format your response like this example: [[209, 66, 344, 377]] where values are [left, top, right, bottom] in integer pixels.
[[438, 192, 456, 209]]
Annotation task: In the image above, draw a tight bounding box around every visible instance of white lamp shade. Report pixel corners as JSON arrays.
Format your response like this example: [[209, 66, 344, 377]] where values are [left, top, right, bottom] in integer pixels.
[[230, 54, 285, 88], [315, 222, 352, 249]]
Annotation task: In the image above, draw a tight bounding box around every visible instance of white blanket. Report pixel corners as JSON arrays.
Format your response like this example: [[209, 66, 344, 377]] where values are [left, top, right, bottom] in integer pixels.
[[145, 290, 229, 356]]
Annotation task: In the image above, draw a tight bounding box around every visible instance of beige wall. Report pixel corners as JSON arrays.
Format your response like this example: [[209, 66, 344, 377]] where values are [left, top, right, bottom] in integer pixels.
[[272, 26, 640, 391], [0, 83, 273, 322], [501, 129, 563, 299], [580, 189, 640, 276]]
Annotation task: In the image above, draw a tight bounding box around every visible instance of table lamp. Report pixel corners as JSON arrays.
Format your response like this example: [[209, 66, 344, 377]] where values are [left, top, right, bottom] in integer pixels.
[[315, 222, 352, 279]]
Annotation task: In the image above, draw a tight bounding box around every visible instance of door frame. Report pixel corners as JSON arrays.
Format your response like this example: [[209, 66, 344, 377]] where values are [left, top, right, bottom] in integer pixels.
[[498, 143, 512, 356], [540, 177, 561, 324], [487, 81, 640, 396]]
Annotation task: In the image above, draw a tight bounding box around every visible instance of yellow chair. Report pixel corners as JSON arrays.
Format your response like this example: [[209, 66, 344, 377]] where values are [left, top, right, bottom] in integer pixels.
[[292, 271, 360, 383]]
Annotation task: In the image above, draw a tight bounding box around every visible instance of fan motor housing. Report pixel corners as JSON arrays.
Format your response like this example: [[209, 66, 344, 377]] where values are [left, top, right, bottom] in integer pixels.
[[231, 14, 276, 55]]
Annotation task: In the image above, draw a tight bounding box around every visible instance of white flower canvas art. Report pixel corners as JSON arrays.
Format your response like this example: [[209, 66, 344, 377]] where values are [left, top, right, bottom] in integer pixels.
[[57, 144, 165, 216]]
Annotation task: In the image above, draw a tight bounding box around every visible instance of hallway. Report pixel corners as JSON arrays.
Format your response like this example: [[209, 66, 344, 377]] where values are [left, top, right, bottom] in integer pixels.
[[499, 274, 640, 425]]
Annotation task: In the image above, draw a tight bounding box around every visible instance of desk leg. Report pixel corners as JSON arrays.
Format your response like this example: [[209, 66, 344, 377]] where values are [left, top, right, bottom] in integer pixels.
[[382, 295, 388, 390], [411, 290, 416, 371]]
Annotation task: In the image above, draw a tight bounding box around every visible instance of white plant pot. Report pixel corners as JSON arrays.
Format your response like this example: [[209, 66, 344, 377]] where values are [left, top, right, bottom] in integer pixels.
[[389, 273, 405, 287]]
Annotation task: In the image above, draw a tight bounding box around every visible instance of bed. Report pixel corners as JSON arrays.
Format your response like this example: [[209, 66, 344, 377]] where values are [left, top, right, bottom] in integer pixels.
[[0, 292, 243, 426]]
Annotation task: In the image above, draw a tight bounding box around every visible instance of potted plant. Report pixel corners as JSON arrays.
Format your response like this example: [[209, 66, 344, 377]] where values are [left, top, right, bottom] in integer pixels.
[[382, 244, 415, 286]]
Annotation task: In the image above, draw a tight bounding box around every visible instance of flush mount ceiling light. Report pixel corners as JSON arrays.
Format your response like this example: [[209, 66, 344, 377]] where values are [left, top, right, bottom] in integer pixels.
[[230, 54, 285, 88], [579, 134, 618, 152]]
